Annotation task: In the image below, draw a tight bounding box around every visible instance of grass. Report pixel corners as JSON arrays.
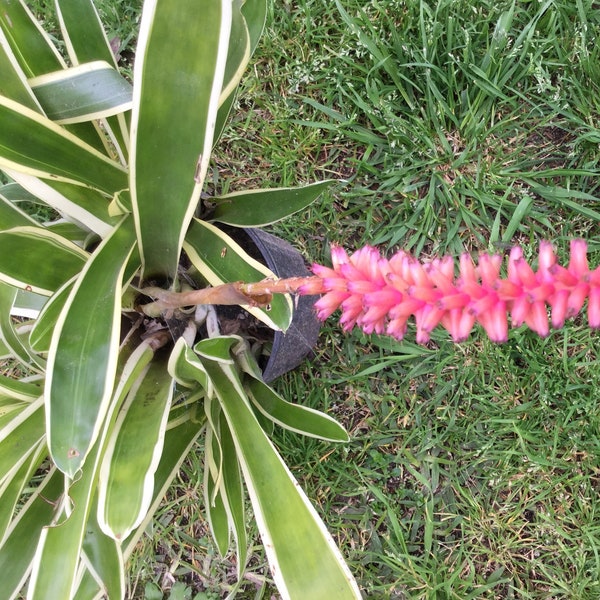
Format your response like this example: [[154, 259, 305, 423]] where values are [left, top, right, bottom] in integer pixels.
[[13, 0, 600, 598]]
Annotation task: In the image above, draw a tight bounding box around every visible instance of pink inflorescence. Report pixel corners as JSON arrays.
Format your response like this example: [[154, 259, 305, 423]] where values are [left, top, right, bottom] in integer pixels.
[[299, 240, 600, 344]]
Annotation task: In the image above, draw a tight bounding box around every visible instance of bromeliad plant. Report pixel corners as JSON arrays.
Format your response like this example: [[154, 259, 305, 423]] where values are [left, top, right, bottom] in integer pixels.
[[0, 1, 361, 598]]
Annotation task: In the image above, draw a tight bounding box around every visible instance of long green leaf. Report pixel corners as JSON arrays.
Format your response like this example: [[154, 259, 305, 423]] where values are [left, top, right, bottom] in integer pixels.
[[30, 61, 132, 124], [219, 0, 250, 105], [27, 441, 100, 600], [246, 378, 349, 442], [0, 374, 41, 401], [13, 288, 49, 318], [211, 181, 335, 227], [0, 27, 42, 110], [46, 218, 137, 476], [0, 397, 45, 485], [194, 337, 361, 599], [0, 0, 65, 77], [4, 172, 115, 236], [73, 416, 205, 600], [0, 192, 39, 230], [29, 278, 75, 353], [0, 227, 87, 295], [0, 96, 128, 194], [0, 281, 45, 369], [241, 0, 268, 56], [0, 468, 63, 599], [81, 496, 125, 600], [54, 0, 131, 160], [218, 415, 247, 576], [98, 354, 174, 540], [204, 423, 231, 556], [55, 0, 118, 68], [130, 0, 232, 280], [0, 440, 46, 545]]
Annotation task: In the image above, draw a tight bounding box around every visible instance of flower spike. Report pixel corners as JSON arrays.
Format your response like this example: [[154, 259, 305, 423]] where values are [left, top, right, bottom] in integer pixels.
[[306, 240, 600, 344]]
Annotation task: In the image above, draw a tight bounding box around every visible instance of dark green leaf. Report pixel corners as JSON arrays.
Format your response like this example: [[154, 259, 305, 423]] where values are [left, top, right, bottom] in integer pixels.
[[211, 180, 336, 227], [131, 0, 231, 280], [47, 218, 136, 476]]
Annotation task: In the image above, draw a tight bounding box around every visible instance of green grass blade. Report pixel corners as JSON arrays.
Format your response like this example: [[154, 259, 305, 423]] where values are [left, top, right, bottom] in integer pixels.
[[130, 0, 232, 280]]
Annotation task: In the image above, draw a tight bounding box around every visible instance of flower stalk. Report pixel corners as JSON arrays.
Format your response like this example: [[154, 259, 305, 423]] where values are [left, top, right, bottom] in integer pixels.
[[141, 240, 600, 344]]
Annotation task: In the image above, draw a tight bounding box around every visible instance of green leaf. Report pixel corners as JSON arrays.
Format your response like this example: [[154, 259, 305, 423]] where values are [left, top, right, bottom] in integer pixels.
[[194, 338, 361, 599], [0, 227, 87, 295], [29, 278, 74, 353], [218, 415, 247, 576], [98, 353, 174, 540], [0, 96, 128, 194], [204, 423, 231, 556], [0, 440, 46, 546], [0, 191, 38, 229], [0, 468, 63, 599], [0, 397, 45, 484], [12, 288, 47, 319], [8, 174, 115, 236], [0, 281, 45, 368], [0, 373, 41, 401], [29, 61, 133, 124], [27, 441, 101, 600], [81, 495, 125, 600], [53, 0, 131, 160], [211, 180, 336, 227], [184, 219, 292, 331], [169, 337, 211, 392], [0, 0, 65, 77], [219, 0, 250, 106], [46, 218, 137, 476], [55, 0, 118, 67], [0, 27, 42, 110], [241, 0, 268, 56], [73, 415, 205, 600], [130, 0, 232, 280], [246, 378, 349, 442]]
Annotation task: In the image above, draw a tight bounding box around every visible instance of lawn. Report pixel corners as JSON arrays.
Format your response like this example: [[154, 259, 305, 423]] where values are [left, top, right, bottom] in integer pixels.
[[13, 0, 600, 598]]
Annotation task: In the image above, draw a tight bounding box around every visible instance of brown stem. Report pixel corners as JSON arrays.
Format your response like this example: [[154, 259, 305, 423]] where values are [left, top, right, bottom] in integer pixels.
[[140, 276, 324, 317]]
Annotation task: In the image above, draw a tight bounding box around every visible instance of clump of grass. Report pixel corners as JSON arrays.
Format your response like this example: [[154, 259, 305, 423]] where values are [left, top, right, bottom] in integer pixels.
[[269, 0, 600, 256]]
